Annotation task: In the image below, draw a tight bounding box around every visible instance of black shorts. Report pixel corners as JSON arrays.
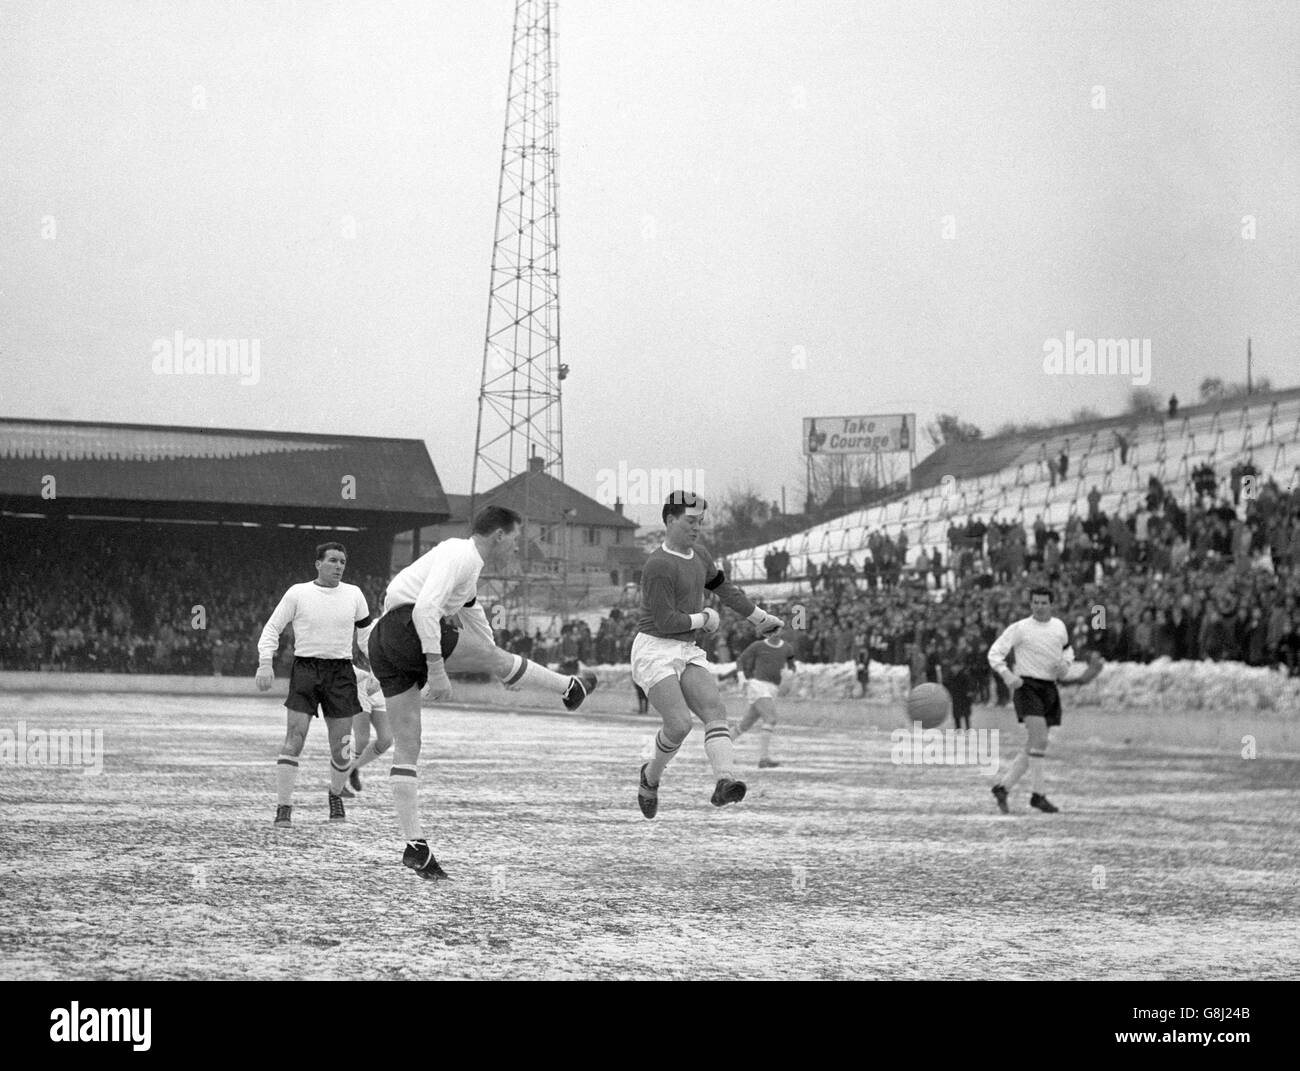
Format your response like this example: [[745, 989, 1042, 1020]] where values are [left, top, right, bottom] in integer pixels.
[[1013, 677, 1062, 727], [367, 604, 460, 698], [286, 657, 361, 720]]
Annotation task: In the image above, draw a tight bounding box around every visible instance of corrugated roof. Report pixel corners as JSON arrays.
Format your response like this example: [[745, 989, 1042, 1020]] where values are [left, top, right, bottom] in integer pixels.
[[0, 422, 346, 463], [0, 418, 448, 517]]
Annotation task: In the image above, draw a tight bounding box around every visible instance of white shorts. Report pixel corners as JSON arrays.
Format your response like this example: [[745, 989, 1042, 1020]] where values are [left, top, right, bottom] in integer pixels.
[[744, 679, 780, 705], [355, 668, 387, 714], [631, 633, 710, 691]]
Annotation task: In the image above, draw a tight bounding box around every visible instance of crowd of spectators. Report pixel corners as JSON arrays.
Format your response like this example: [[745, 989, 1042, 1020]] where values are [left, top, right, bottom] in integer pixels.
[[0, 526, 388, 676], [7, 463, 1299, 686], [585, 469, 1300, 689]]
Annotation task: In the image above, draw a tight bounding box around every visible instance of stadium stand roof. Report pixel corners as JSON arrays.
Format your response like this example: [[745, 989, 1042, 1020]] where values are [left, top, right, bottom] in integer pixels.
[[0, 418, 449, 529]]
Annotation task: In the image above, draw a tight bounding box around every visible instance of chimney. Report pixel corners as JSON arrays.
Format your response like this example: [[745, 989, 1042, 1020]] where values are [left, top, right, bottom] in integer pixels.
[[614, 498, 624, 516], [528, 453, 544, 475]]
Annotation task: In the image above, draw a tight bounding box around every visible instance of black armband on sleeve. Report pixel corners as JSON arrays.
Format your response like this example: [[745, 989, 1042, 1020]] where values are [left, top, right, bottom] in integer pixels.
[[464, 597, 477, 607], [355, 614, 372, 628], [705, 571, 726, 591]]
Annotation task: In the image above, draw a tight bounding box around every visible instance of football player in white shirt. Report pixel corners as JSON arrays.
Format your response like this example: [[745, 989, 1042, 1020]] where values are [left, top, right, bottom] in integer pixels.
[[987, 586, 1091, 814], [368, 505, 597, 881], [256, 542, 372, 827]]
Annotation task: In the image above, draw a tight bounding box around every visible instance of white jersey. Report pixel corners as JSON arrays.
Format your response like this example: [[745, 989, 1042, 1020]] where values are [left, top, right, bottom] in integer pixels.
[[383, 538, 485, 656], [987, 615, 1074, 682], [257, 581, 370, 665]]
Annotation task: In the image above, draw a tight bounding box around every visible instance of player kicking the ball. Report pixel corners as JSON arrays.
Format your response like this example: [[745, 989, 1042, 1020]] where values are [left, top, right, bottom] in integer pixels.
[[730, 632, 796, 768], [987, 586, 1094, 815], [633, 491, 784, 818], [368, 505, 597, 881], [256, 542, 372, 827]]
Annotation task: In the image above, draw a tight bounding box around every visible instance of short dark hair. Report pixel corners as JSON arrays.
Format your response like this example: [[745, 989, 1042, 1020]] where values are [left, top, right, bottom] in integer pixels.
[[316, 541, 347, 561], [661, 490, 707, 526], [1029, 586, 1054, 602], [472, 505, 522, 536]]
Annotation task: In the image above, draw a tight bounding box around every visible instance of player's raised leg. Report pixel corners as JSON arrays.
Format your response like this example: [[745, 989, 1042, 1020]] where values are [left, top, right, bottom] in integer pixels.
[[449, 600, 596, 709], [348, 705, 393, 790], [679, 664, 746, 806], [274, 709, 312, 826], [347, 710, 370, 795]]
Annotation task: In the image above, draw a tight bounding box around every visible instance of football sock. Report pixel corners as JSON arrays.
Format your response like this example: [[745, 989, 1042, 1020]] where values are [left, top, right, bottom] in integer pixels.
[[275, 755, 299, 805], [390, 765, 422, 841], [735, 707, 761, 738], [703, 720, 738, 780], [645, 727, 687, 784], [509, 655, 568, 695], [1000, 750, 1029, 790], [1028, 749, 1046, 794], [352, 739, 388, 771], [329, 757, 350, 795], [758, 725, 774, 761]]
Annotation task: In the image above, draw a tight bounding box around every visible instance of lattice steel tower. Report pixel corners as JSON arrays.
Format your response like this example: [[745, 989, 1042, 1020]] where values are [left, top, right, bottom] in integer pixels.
[[470, 0, 566, 614]]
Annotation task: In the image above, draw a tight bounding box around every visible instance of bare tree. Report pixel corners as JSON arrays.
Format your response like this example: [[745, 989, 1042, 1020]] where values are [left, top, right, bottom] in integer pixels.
[[925, 412, 983, 448], [1127, 388, 1160, 415]]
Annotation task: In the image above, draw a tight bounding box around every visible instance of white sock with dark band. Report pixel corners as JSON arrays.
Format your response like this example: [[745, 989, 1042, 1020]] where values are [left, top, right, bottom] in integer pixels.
[[646, 728, 688, 784], [506, 655, 569, 695], [275, 755, 299, 806], [703, 721, 738, 780], [390, 765, 422, 842], [329, 759, 350, 795], [352, 740, 387, 771]]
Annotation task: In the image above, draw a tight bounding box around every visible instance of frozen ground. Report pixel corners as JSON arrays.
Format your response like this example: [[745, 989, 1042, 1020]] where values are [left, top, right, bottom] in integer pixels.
[[2, 691, 1298, 980]]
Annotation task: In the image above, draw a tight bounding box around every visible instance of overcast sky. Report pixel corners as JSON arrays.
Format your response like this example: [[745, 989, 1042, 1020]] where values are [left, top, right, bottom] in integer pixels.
[[2, 0, 1296, 526]]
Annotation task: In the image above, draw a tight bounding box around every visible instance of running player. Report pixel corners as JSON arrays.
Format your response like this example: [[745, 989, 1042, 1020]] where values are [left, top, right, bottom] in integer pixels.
[[987, 586, 1074, 815], [368, 505, 597, 881], [256, 542, 372, 827], [633, 491, 784, 818], [731, 632, 796, 768], [340, 635, 390, 798]]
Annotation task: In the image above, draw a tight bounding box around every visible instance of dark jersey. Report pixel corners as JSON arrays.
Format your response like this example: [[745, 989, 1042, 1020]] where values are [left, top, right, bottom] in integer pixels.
[[739, 639, 795, 685], [635, 544, 757, 640]]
